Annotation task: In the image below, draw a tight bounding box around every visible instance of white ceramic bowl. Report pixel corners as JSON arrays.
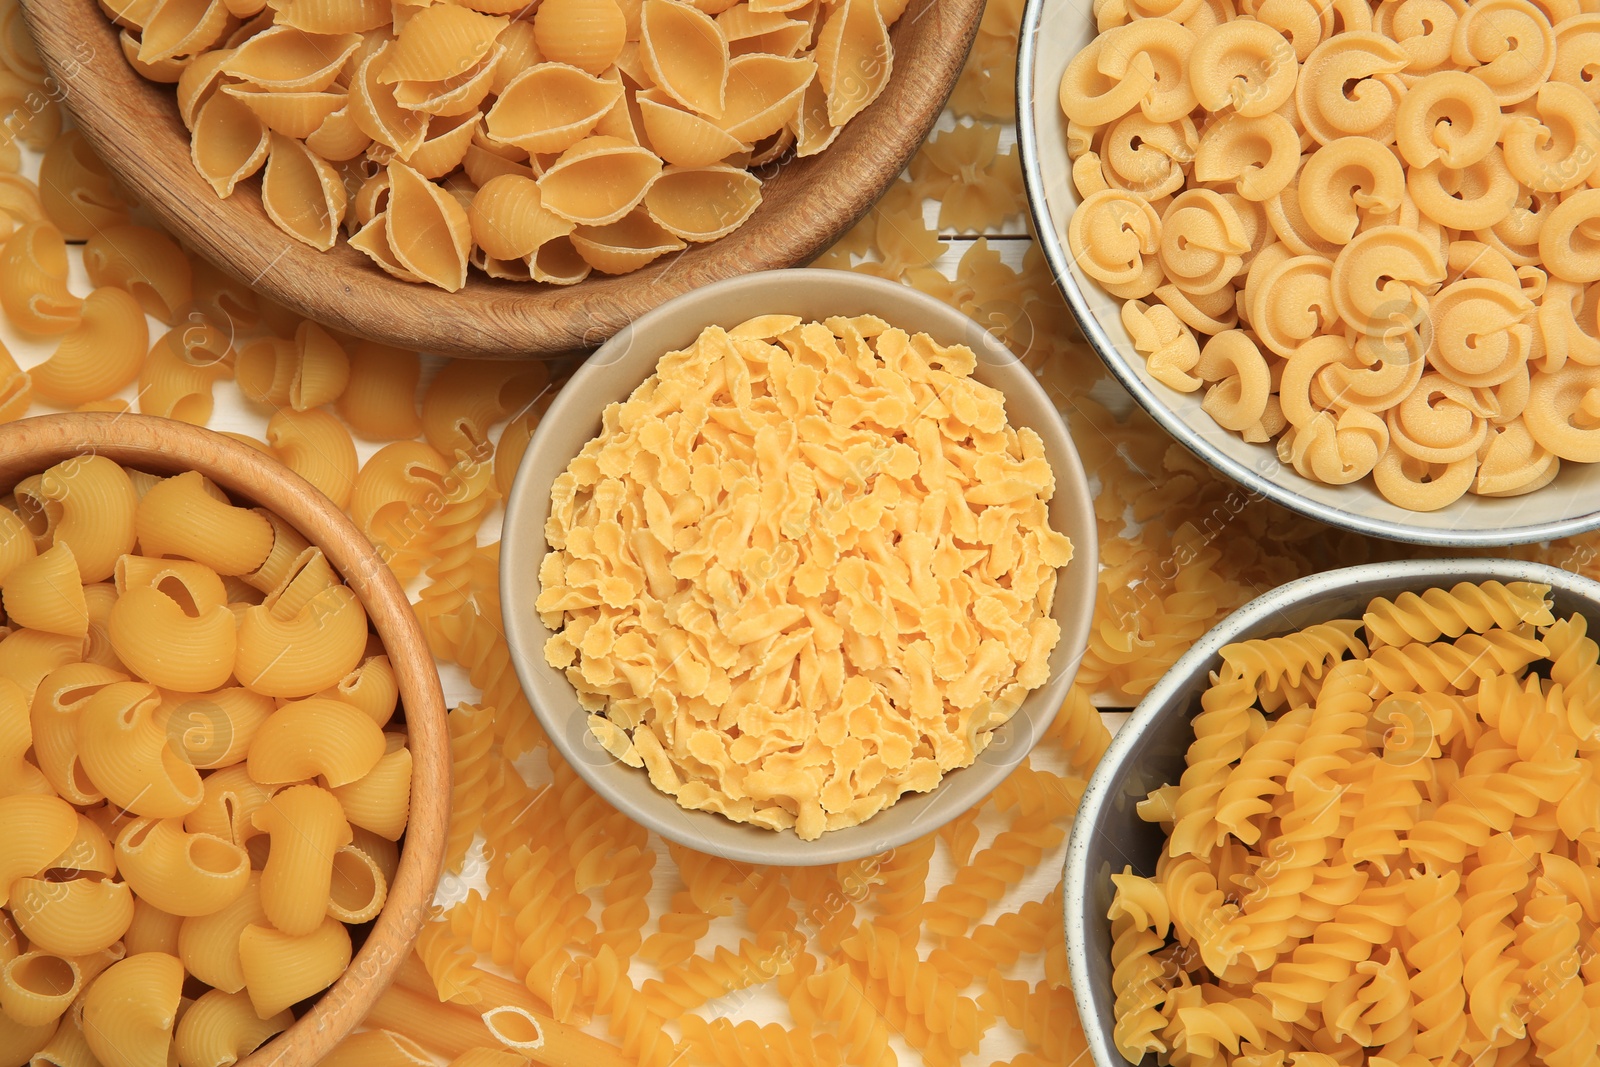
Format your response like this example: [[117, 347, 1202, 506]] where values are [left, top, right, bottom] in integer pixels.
[[1063, 558, 1600, 1066], [500, 269, 1099, 865], [1016, 0, 1600, 547]]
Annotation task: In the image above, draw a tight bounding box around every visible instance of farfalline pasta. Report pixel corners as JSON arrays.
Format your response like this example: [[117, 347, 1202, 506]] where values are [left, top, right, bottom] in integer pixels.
[[537, 314, 1075, 839], [101, 0, 907, 290], [1061, 0, 1600, 512], [0, 454, 413, 1067]]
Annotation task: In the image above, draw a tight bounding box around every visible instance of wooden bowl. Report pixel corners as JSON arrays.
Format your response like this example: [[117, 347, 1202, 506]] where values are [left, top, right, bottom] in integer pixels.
[[22, 0, 984, 359], [0, 412, 450, 1067]]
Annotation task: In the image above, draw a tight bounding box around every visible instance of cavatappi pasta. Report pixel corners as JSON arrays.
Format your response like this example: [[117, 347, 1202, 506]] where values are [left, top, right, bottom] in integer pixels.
[[1061, 0, 1600, 512], [1109, 581, 1600, 1065], [538, 314, 1074, 839], [0, 454, 413, 1067], [100, 0, 907, 291]]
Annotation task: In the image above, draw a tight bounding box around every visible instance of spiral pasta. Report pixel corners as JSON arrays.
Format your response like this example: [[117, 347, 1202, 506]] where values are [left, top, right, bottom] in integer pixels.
[[1111, 580, 1600, 1064]]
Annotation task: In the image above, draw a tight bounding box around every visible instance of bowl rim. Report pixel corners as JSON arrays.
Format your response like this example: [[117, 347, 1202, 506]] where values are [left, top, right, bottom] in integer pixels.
[[0, 412, 450, 1067], [1014, 0, 1600, 549], [23, 0, 986, 359], [1061, 556, 1600, 1067], [500, 266, 1099, 866]]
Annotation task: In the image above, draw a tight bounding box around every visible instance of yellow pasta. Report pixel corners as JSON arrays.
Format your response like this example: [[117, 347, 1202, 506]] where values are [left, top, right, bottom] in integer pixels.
[[266, 407, 358, 508], [135, 472, 275, 576], [254, 784, 352, 936], [114, 817, 251, 918], [172, 989, 291, 1067], [248, 696, 385, 786], [81, 952, 184, 1067], [37, 130, 131, 241], [138, 324, 235, 426], [334, 340, 423, 441], [0, 952, 80, 1029], [0, 542, 86, 639], [0, 794, 76, 908], [237, 917, 352, 1019], [177, 871, 267, 994], [122, 898, 184, 957], [8, 876, 134, 957], [0, 222, 81, 336], [329, 730, 412, 839]]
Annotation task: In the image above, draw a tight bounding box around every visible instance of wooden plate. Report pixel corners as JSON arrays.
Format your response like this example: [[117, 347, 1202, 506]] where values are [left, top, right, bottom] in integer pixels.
[[22, 0, 984, 358], [0, 412, 449, 1067]]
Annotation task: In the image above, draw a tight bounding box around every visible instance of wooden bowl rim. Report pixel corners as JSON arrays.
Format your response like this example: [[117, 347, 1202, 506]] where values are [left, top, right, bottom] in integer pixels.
[[0, 412, 450, 1067], [22, 0, 985, 358]]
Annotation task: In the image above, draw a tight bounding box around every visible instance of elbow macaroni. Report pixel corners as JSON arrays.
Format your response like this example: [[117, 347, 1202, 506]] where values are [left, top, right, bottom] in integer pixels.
[[0, 455, 415, 1064], [1061, 0, 1600, 509]]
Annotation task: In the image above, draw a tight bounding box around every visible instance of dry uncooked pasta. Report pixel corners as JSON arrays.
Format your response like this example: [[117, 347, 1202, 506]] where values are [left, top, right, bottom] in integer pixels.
[[1061, 0, 1600, 512], [102, 0, 908, 291], [0, 454, 412, 1067], [1110, 580, 1600, 1066], [537, 314, 1074, 839]]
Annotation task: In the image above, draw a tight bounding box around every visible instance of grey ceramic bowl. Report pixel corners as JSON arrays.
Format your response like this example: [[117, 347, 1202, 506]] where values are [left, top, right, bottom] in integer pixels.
[[501, 268, 1098, 865], [1064, 558, 1600, 1067], [1016, 0, 1600, 548]]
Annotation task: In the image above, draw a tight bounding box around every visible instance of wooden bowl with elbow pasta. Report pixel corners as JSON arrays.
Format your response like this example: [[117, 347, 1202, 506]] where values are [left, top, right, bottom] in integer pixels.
[[500, 268, 1099, 866], [21, 0, 985, 359], [0, 413, 448, 1067]]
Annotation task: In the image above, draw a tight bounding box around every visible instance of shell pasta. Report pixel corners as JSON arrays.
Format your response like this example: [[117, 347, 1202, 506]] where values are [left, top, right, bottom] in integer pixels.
[[0, 454, 414, 1067], [101, 0, 910, 289]]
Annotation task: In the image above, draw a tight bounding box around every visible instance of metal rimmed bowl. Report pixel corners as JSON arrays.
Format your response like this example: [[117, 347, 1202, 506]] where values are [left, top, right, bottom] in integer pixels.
[[500, 268, 1099, 865], [1063, 557, 1600, 1067], [0, 413, 450, 1067], [1016, 1, 1600, 548]]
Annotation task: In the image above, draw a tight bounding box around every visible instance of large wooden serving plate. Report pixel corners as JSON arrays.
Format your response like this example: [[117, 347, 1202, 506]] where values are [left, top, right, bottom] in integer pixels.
[[23, 0, 984, 358]]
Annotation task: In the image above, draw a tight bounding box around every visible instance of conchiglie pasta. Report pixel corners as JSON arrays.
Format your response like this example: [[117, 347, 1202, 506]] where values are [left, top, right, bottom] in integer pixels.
[[814, 0, 887, 126], [537, 136, 663, 226], [468, 174, 573, 260], [483, 60, 620, 155], [114, 818, 251, 918], [220, 26, 361, 92], [262, 133, 348, 251], [636, 91, 747, 167], [173, 989, 291, 1067], [224, 85, 347, 140], [190, 90, 272, 198], [81, 952, 184, 1067], [639, 0, 729, 117], [643, 164, 761, 241], [571, 207, 686, 273], [237, 917, 351, 1019], [380, 4, 507, 83], [381, 162, 472, 291]]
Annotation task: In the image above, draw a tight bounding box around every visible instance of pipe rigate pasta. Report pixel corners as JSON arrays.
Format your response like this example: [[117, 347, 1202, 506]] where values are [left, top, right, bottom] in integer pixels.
[[0, 447, 419, 1064], [172, 989, 291, 1067], [1060, 0, 1600, 508], [80, 952, 183, 1067]]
